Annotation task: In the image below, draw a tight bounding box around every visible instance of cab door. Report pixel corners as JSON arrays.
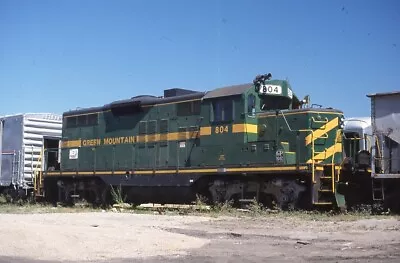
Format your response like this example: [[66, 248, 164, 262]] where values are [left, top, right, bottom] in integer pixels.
[[199, 98, 235, 166], [207, 98, 235, 144]]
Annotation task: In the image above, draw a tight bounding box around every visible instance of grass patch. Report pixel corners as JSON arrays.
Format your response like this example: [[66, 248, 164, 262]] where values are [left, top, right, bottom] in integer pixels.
[[1, 201, 397, 222], [245, 208, 399, 222], [0, 193, 101, 214], [0, 192, 398, 221], [0, 203, 99, 214], [0, 194, 8, 204], [184, 196, 399, 221]]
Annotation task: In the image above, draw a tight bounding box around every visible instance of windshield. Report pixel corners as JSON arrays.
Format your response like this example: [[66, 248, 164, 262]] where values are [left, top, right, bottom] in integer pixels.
[[260, 96, 291, 111]]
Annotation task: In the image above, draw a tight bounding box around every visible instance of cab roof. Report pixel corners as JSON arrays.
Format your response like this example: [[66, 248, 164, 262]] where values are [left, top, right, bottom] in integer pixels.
[[203, 83, 252, 100]]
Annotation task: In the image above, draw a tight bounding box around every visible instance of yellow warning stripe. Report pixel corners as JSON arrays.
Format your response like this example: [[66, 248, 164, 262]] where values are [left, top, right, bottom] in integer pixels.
[[200, 126, 212, 136], [136, 131, 201, 143], [306, 143, 342, 164], [61, 123, 258, 148], [232, 123, 257, 134], [225, 166, 308, 172], [305, 117, 339, 146], [62, 140, 82, 148], [45, 165, 309, 176]]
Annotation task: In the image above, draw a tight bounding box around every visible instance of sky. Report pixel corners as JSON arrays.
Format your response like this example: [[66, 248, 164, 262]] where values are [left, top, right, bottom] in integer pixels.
[[0, 0, 399, 118]]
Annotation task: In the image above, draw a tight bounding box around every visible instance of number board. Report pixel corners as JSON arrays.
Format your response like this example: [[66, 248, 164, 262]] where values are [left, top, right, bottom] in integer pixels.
[[259, 85, 282, 95]]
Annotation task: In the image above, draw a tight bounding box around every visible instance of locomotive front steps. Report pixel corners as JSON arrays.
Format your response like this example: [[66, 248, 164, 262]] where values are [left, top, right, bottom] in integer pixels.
[[312, 164, 337, 206]]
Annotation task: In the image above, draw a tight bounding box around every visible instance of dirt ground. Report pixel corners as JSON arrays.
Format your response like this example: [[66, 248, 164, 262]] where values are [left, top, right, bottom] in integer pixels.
[[0, 209, 400, 263]]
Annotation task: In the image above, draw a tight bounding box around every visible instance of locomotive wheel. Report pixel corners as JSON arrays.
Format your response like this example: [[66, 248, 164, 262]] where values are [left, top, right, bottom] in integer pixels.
[[206, 177, 306, 211]]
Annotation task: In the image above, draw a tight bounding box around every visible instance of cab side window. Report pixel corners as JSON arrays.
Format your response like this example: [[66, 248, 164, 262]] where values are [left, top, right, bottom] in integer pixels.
[[248, 94, 255, 115], [211, 99, 233, 122]]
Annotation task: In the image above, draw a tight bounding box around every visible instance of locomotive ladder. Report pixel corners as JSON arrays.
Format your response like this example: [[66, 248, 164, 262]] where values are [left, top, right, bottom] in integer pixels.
[[309, 117, 340, 206], [372, 179, 385, 201], [371, 136, 384, 201]]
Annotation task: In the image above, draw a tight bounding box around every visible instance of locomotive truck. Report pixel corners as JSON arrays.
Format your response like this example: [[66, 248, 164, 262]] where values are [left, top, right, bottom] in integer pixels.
[[33, 73, 347, 210]]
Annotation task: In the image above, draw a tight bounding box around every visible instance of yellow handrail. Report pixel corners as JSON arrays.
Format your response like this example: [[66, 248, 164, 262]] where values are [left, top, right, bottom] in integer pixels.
[[311, 116, 329, 124], [299, 129, 315, 183], [319, 133, 329, 139], [33, 148, 43, 193], [331, 129, 341, 192], [312, 133, 315, 183]]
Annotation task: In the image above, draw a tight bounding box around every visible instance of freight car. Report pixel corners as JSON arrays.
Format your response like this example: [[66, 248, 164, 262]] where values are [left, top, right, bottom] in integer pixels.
[[34, 73, 347, 210], [339, 92, 400, 212], [0, 113, 62, 200]]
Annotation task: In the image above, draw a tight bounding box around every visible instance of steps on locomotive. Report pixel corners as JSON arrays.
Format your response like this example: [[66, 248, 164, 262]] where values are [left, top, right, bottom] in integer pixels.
[[311, 118, 340, 207], [313, 165, 336, 206]]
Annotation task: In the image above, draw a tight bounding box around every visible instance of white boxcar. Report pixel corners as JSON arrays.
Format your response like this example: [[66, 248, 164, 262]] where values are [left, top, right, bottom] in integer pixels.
[[0, 113, 62, 190]]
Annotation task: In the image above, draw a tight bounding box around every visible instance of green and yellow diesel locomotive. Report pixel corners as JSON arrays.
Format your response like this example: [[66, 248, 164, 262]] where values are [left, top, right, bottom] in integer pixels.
[[37, 73, 345, 209]]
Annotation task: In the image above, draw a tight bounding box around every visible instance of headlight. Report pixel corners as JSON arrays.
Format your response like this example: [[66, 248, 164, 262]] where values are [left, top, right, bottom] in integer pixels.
[[339, 116, 345, 129]]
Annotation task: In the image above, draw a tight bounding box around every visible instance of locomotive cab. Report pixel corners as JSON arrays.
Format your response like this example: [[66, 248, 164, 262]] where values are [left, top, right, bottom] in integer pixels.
[[252, 73, 344, 168], [253, 73, 295, 112], [252, 73, 345, 208]]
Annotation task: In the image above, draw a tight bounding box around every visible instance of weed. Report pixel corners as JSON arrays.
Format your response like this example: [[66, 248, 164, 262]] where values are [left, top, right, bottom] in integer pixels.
[[110, 185, 126, 204], [194, 194, 210, 212], [247, 198, 264, 215], [74, 199, 91, 208], [0, 194, 8, 204], [211, 199, 235, 214]]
